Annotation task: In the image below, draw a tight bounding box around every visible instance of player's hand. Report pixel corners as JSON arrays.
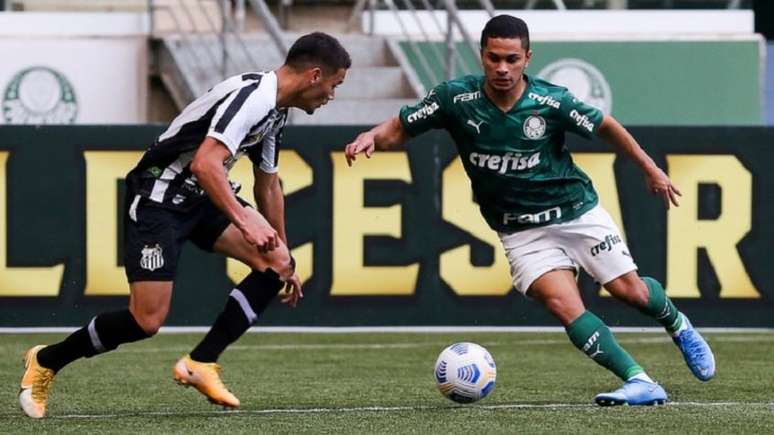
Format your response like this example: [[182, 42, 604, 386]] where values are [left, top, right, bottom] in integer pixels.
[[241, 221, 280, 253], [344, 132, 376, 166], [644, 165, 681, 209], [280, 273, 304, 308]]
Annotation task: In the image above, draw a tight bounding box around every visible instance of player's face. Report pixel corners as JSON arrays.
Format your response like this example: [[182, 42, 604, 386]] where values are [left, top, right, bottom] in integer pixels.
[[481, 37, 531, 93], [299, 67, 347, 114]]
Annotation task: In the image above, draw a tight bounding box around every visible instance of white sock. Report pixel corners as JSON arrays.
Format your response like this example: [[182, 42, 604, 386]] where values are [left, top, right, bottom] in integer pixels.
[[671, 313, 689, 337], [629, 372, 655, 384]]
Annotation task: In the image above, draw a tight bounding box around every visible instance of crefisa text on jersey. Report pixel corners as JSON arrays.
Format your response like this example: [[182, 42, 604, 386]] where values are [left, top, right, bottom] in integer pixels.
[[469, 151, 541, 174], [528, 92, 561, 109], [569, 109, 595, 132]]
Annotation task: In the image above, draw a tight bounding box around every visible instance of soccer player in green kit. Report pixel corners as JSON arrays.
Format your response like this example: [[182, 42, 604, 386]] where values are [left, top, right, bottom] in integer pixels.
[[344, 15, 715, 406]]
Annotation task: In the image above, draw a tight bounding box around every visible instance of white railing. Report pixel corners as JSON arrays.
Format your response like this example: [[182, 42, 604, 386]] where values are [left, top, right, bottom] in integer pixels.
[[350, 0, 494, 85], [149, 0, 287, 82]]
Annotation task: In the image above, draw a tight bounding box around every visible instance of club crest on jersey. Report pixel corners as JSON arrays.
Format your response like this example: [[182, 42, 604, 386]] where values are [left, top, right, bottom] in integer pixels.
[[140, 244, 164, 272], [523, 115, 546, 140]]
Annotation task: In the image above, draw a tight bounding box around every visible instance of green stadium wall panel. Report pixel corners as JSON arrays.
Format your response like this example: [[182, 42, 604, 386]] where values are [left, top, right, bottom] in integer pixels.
[[400, 39, 762, 126]]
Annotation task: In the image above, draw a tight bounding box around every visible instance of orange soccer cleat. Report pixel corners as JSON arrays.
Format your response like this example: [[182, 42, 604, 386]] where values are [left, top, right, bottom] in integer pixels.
[[19, 345, 56, 418], [173, 355, 240, 409]]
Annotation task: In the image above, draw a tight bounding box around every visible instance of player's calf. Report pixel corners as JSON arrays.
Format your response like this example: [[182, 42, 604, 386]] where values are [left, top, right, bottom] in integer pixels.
[[634, 277, 683, 333], [179, 268, 284, 407], [566, 311, 648, 381], [605, 273, 650, 308], [35, 309, 150, 374], [190, 268, 284, 363], [20, 309, 151, 418], [128, 306, 168, 336], [611, 276, 716, 381]]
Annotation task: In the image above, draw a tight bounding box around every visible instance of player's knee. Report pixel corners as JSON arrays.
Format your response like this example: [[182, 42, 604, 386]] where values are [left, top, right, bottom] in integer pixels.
[[542, 296, 570, 320], [606, 274, 649, 307], [613, 279, 649, 307], [537, 293, 584, 326], [268, 245, 296, 281], [268, 250, 295, 280]]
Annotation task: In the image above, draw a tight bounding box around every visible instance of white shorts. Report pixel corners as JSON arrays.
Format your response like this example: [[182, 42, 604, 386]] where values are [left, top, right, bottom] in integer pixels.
[[498, 205, 637, 295]]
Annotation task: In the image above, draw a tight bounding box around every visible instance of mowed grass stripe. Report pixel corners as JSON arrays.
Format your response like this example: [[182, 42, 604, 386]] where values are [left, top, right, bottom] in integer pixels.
[[0, 400, 757, 420], [85, 334, 774, 354], [1, 332, 772, 433], [5, 402, 756, 419]]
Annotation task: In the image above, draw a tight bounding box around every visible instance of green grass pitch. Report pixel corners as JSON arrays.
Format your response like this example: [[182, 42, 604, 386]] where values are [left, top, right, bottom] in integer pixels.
[[1, 331, 772, 433]]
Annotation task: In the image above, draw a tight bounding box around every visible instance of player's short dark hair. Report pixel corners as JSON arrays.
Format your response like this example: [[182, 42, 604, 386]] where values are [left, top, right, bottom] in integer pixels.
[[285, 32, 351, 74], [480, 15, 530, 51]]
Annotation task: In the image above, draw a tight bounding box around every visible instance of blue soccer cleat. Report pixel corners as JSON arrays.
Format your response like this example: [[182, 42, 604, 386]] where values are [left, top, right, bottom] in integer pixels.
[[594, 379, 668, 406], [673, 315, 716, 381]]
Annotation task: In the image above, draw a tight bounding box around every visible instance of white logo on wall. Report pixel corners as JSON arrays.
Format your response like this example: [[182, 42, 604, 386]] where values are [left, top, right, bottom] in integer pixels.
[[538, 58, 612, 114], [2, 66, 78, 124], [523, 115, 546, 139]]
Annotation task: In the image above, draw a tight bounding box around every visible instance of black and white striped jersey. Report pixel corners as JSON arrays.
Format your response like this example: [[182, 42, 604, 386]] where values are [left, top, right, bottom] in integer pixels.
[[127, 71, 287, 211]]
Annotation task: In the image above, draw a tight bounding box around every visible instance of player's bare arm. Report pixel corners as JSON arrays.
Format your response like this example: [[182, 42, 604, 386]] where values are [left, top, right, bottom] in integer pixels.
[[252, 166, 303, 307], [597, 114, 682, 209], [344, 116, 408, 166], [253, 167, 287, 244], [191, 137, 279, 250]]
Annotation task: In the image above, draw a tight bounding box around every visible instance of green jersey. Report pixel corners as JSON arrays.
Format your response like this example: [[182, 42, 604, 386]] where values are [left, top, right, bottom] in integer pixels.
[[398, 74, 604, 233]]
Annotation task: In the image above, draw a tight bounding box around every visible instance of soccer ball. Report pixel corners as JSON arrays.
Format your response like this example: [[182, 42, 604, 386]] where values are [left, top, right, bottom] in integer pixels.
[[434, 342, 497, 403]]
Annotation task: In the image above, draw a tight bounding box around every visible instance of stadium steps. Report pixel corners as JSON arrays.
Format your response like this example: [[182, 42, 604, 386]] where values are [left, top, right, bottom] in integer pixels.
[[156, 33, 421, 125]]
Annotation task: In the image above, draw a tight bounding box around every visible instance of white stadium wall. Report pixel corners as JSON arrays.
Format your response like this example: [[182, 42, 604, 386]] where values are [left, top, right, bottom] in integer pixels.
[[0, 12, 149, 124], [363, 10, 755, 37]]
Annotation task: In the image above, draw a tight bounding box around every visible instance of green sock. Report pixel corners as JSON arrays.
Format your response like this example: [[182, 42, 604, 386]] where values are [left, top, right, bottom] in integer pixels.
[[566, 311, 644, 381], [639, 277, 683, 334]]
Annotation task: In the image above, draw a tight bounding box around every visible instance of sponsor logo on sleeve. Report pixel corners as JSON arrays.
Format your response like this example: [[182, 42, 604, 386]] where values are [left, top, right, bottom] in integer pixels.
[[569, 110, 595, 132], [406, 102, 439, 123]]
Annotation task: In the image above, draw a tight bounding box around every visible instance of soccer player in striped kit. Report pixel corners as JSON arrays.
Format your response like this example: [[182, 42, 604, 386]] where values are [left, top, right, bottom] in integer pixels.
[[19, 32, 350, 418]]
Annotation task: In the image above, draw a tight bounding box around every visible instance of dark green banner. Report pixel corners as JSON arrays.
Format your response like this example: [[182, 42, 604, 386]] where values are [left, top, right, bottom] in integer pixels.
[[0, 125, 771, 327]]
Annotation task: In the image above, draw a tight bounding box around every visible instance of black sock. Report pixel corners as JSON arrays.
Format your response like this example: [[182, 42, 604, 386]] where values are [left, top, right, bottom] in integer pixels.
[[37, 309, 149, 372], [190, 269, 284, 363]]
